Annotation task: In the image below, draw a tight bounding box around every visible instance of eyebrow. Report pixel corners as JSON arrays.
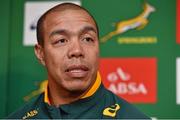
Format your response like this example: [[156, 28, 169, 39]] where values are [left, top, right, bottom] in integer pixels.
[[80, 26, 97, 35], [49, 26, 97, 38]]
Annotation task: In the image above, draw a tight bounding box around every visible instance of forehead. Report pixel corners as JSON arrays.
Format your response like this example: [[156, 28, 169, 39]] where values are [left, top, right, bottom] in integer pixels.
[[43, 9, 97, 32]]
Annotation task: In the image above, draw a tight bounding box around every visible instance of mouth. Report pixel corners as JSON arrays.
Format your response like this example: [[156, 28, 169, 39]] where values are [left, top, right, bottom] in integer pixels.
[[65, 65, 89, 78]]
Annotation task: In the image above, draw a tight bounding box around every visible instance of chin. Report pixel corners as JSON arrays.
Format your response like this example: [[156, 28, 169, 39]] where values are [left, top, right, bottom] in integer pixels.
[[65, 80, 91, 93]]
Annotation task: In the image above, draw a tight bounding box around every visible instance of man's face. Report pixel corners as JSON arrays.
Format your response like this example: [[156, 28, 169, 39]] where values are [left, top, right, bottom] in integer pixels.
[[36, 9, 99, 93]]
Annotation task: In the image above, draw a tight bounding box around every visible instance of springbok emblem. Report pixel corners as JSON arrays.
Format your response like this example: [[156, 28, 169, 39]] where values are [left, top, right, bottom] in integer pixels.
[[100, 2, 155, 43], [24, 80, 48, 101]]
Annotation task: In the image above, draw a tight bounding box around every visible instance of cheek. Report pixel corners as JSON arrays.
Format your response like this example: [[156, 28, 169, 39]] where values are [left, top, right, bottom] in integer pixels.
[[44, 48, 66, 69], [86, 48, 99, 66]]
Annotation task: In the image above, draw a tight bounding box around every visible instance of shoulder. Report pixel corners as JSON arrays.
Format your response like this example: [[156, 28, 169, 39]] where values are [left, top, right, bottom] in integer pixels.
[[7, 93, 44, 119], [103, 88, 150, 119]]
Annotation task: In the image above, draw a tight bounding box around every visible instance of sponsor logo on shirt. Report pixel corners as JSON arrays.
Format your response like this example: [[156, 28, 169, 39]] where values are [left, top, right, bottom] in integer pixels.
[[103, 104, 120, 117], [22, 109, 39, 119]]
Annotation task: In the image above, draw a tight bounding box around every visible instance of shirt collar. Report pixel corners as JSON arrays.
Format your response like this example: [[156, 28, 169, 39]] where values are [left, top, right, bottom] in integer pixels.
[[44, 72, 101, 105], [44, 80, 50, 105]]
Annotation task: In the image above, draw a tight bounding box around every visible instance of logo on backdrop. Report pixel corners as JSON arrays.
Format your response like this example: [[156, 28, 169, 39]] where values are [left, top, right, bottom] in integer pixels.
[[23, 1, 81, 46], [24, 80, 48, 101], [107, 67, 147, 95], [100, 2, 157, 44], [100, 58, 157, 103]]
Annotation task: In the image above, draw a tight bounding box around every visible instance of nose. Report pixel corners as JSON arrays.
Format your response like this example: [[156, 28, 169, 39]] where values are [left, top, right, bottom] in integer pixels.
[[68, 40, 84, 59]]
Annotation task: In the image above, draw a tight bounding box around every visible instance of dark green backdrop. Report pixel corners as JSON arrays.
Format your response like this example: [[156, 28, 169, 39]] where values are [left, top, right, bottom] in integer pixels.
[[0, 0, 179, 119]]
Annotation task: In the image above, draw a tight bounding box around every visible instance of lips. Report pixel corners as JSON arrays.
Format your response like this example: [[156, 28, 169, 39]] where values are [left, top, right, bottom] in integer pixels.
[[65, 65, 89, 78]]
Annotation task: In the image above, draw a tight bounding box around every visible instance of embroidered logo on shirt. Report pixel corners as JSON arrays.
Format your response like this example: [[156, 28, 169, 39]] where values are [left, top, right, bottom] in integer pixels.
[[22, 109, 39, 119], [103, 104, 120, 117]]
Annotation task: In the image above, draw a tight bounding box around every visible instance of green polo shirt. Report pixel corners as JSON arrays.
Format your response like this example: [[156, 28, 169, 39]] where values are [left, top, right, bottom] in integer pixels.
[[7, 83, 150, 119], [7, 73, 150, 119]]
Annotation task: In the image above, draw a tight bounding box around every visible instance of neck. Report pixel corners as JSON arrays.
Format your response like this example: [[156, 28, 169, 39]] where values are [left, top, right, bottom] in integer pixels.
[[45, 72, 101, 107], [48, 81, 85, 107]]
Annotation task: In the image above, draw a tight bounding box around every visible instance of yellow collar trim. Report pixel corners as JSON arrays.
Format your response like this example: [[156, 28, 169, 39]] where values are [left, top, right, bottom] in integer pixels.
[[44, 80, 50, 105], [80, 72, 101, 99], [44, 72, 101, 104]]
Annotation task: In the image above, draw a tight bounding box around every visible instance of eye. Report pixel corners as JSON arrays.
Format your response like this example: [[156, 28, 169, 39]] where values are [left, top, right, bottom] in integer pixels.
[[53, 38, 68, 45], [82, 37, 94, 43]]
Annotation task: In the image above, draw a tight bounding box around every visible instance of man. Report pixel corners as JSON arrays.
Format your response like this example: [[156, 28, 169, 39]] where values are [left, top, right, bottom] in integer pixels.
[[8, 3, 150, 119]]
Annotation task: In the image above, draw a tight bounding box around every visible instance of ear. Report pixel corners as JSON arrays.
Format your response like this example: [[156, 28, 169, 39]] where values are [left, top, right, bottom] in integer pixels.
[[34, 44, 46, 66]]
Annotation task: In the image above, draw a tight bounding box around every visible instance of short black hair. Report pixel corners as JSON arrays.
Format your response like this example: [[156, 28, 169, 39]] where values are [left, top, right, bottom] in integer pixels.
[[36, 2, 99, 46]]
